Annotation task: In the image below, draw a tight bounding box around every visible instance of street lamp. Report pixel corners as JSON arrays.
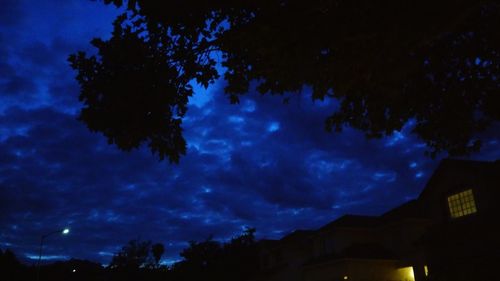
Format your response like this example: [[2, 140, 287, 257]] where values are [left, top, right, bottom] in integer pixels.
[[36, 228, 70, 281]]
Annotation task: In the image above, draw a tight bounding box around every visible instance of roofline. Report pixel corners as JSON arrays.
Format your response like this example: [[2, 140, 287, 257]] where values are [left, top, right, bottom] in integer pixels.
[[258, 159, 497, 250], [317, 214, 379, 231], [418, 158, 497, 200], [303, 257, 401, 269]]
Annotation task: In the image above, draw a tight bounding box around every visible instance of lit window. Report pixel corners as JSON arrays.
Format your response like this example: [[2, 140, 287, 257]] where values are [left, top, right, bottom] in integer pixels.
[[447, 189, 477, 218], [396, 266, 415, 281]]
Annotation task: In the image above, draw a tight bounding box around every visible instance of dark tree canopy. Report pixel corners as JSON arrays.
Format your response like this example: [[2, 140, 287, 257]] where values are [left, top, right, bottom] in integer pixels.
[[172, 228, 258, 281], [69, 0, 500, 162], [109, 239, 165, 269], [151, 243, 165, 268]]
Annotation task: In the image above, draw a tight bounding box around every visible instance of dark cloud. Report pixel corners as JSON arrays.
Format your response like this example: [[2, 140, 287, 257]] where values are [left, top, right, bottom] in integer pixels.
[[0, 0, 23, 27], [0, 75, 37, 96]]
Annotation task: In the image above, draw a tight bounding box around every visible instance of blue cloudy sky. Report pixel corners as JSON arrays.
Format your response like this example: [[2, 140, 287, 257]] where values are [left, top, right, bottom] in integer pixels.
[[1, 0, 499, 265]]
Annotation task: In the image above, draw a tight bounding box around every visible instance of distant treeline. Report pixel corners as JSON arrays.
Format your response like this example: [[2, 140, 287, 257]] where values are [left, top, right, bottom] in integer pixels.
[[1, 228, 259, 281]]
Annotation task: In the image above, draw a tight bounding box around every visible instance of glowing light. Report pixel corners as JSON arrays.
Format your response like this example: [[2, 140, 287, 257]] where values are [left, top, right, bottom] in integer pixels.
[[424, 265, 429, 277], [447, 189, 477, 218], [397, 266, 415, 281], [62, 228, 70, 235], [72, 269, 76, 273], [343, 276, 348, 280]]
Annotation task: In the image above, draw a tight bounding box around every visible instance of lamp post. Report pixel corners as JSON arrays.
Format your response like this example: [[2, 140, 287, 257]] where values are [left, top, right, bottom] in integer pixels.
[[36, 228, 70, 281]]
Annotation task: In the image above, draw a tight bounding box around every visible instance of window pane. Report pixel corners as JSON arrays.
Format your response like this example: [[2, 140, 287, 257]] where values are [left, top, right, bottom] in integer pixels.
[[447, 189, 477, 218]]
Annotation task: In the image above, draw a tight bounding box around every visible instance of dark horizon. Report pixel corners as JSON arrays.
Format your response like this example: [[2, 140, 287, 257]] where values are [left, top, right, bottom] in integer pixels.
[[3, 157, 499, 281]]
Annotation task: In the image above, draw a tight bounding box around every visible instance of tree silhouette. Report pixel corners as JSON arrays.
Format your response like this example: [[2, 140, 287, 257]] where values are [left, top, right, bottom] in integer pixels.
[[0, 249, 25, 281], [172, 228, 259, 281], [108, 240, 167, 281], [151, 243, 165, 268], [109, 239, 165, 270], [69, 0, 500, 161], [173, 236, 222, 280]]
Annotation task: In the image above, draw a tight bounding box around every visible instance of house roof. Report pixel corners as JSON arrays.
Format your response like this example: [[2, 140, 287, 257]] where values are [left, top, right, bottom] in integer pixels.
[[280, 230, 313, 243], [308, 160, 498, 234], [257, 239, 279, 248], [258, 159, 498, 257], [418, 158, 497, 200], [319, 214, 380, 231], [381, 199, 425, 221]]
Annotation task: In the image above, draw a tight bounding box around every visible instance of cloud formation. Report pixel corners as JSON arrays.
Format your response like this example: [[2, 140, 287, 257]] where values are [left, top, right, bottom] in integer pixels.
[[0, 0, 498, 265]]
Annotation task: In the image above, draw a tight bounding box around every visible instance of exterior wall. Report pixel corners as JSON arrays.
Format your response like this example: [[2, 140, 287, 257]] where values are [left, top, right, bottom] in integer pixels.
[[313, 228, 377, 257], [281, 245, 312, 268], [304, 259, 415, 281], [376, 219, 431, 257], [413, 160, 500, 280], [251, 265, 305, 281], [418, 161, 499, 224], [254, 238, 315, 281], [260, 239, 314, 270]]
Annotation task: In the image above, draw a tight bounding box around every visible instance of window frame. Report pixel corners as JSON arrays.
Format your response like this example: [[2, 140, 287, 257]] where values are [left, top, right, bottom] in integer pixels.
[[446, 188, 478, 219]]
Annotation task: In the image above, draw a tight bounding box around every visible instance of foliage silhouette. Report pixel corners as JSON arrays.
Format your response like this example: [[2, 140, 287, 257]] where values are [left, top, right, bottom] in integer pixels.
[[171, 228, 259, 281], [70, 0, 500, 161], [107, 239, 167, 281], [108, 239, 164, 270], [0, 249, 25, 281], [0, 229, 257, 281], [151, 243, 165, 268]]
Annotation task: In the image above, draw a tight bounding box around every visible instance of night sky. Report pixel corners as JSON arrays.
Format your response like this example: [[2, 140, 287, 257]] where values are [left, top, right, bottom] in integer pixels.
[[1, 0, 499, 265]]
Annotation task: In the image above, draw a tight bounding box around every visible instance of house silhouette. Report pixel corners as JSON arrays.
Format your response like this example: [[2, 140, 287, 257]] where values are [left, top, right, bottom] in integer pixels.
[[252, 159, 499, 281]]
